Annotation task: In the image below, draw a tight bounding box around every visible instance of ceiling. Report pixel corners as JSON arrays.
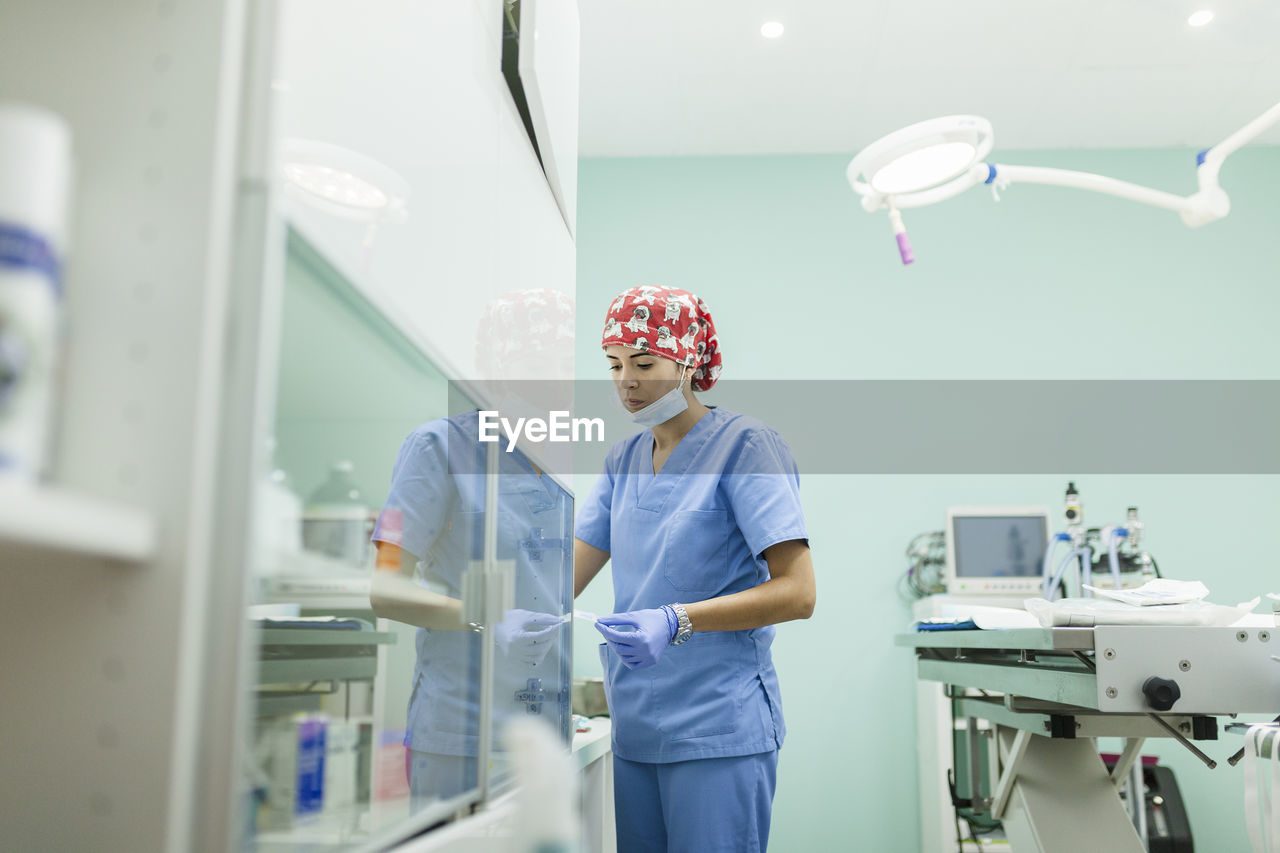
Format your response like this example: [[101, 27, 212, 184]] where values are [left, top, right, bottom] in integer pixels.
[[577, 0, 1280, 157]]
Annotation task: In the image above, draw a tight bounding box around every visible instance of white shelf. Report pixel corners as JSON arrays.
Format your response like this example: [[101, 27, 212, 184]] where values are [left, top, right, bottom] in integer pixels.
[[252, 802, 371, 848], [0, 484, 157, 564]]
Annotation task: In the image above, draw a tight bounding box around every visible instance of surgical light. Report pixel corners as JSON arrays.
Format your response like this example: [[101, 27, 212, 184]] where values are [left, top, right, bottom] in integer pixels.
[[847, 98, 1280, 265], [280, 139, 410, 224], [761, 21, 784, 38], [869, 143, 978, 195], [850, 116, 994, 197], [1188, 10, 1214, 26], [282, 163, 388, 211]]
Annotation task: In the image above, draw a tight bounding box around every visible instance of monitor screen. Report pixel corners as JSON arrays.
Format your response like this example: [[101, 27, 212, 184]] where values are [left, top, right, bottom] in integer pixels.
[[951, 515, 1047, 579]]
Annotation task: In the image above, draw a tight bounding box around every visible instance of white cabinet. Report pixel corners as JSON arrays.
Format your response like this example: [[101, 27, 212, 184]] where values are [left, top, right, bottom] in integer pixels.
[[518, 0, 581, 236], [495, 79, 577, 322], [0, 0, 582, 851]]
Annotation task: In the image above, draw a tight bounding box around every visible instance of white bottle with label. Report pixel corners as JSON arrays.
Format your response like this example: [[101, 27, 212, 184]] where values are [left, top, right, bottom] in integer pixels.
[[0, 103, 72, 484]]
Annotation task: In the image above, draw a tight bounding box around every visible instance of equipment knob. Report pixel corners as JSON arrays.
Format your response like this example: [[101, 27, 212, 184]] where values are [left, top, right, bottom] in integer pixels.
[[1142, 676, 1181, 711]]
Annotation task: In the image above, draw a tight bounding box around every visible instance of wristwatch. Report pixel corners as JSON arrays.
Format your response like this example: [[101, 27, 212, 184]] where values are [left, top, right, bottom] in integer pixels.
[[669, 602, 693, 645]]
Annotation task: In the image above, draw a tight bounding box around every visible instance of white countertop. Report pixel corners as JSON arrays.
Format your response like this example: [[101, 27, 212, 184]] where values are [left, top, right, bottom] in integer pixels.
[[571, 717, 612, 769]]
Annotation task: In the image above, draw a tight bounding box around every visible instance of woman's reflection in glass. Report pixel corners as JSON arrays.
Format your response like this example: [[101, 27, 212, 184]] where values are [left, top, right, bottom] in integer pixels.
[[368, 289, 574, 809]]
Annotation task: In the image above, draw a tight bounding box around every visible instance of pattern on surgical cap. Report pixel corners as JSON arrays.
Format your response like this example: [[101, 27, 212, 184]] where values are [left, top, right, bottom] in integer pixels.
[[601, 285, 721, 391], [474, 289, 574, 376]]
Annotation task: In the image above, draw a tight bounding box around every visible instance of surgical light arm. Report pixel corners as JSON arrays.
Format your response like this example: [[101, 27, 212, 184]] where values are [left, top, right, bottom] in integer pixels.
[[854, 98, 1280, 263]]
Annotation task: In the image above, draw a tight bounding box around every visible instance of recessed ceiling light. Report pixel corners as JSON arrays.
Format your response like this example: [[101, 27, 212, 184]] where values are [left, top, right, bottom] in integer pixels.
[[761, 21, 784, 38], [1188, 10, 1214, 26]]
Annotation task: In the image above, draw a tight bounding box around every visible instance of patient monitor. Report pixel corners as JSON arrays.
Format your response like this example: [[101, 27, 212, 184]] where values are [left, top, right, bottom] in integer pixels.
[[944, 506, 1051, 595]]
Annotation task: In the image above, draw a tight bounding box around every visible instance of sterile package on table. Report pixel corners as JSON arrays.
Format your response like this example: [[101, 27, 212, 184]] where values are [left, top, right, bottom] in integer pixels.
[[1024, 594, 1260, 628]]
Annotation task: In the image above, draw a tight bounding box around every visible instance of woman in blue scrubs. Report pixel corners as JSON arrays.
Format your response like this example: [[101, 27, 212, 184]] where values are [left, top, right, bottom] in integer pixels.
[[574, 285, 816, 853]]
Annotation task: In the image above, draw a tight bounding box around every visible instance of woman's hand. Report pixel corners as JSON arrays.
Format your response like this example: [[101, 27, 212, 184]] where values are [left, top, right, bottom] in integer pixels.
[[494, 608, 562, 666], [595, 607, 677, 669]]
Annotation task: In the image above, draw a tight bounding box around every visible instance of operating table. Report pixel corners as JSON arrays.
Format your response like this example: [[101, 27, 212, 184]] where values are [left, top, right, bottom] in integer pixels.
[[897, 624, 1280, 852]]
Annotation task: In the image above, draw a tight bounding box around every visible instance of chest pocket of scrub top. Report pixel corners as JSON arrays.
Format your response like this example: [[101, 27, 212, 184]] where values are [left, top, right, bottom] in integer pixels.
[[663, 509, 731, 598]]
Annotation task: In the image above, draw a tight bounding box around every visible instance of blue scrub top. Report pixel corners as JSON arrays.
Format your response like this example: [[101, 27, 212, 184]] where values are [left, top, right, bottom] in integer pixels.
[[372, 411, 571, 756], [575, 406, 808, 763]]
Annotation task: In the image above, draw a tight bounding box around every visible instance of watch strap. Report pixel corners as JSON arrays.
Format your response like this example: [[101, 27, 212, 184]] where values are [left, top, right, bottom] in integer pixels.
[[669, 602, 693, 645]]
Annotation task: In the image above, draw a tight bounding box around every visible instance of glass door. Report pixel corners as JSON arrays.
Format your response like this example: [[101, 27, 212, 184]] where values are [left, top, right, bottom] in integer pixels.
[[232, 2, 576, 846], [246, 230, 485, 849], [243, 230, 574, 851]]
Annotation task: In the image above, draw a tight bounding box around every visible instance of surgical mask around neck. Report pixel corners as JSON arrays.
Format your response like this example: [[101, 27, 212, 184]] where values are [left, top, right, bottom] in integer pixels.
[[628, 365, 689, 428]]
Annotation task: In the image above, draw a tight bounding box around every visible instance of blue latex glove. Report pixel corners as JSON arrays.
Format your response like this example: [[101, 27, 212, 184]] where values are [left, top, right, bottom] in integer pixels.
[[494, 608, 562, 667], [595, 607, 678, 670]]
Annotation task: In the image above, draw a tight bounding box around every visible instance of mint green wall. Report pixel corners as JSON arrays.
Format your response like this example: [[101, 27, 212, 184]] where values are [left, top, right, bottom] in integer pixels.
[[273, 233, 450, 507], [573, 148, 1280, 852]]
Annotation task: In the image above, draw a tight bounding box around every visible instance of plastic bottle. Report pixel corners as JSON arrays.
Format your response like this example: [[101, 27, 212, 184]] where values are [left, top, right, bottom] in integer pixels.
[[0, 103, 72, 483], [302, 461, 370, 565], [255, 466, 304, 577]]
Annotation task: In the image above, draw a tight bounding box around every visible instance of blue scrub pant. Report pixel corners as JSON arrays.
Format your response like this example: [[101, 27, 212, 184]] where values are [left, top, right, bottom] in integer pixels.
[[613, 751, 779, 853], [408, 751, 476, 810]]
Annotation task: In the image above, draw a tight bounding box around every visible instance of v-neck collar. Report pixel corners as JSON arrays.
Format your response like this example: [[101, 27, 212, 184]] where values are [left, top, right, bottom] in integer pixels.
[[644, 407, 716, 475], [634, 408, 718, 511]]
